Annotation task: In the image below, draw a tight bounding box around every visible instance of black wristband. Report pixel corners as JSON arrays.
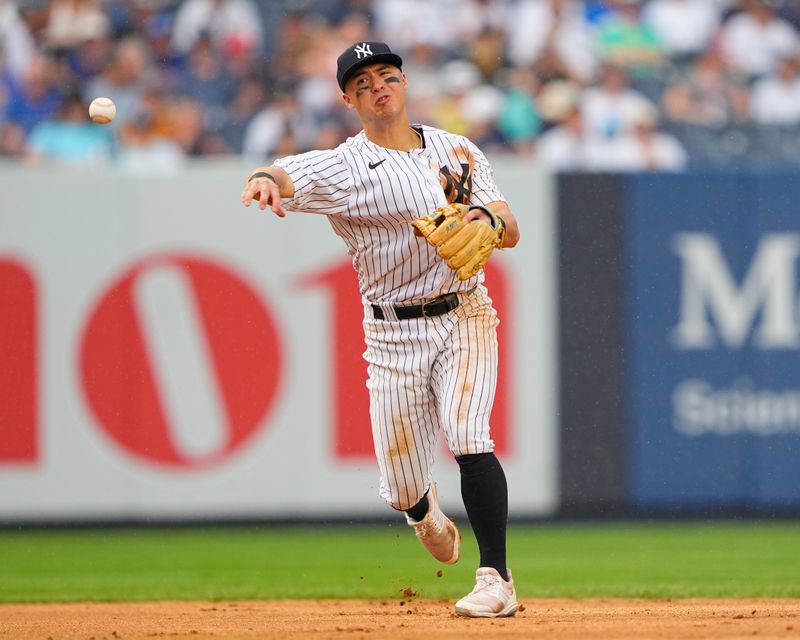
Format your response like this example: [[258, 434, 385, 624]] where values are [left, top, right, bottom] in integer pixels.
[[248, 171, 277, 184], [468, 205, 497, 228]]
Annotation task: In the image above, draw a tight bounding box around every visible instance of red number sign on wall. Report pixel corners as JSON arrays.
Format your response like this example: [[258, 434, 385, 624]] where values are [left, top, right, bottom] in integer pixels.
[[0, 259, 37, 463], [79, 255, 283, 469], [1, 253, 512, 469]]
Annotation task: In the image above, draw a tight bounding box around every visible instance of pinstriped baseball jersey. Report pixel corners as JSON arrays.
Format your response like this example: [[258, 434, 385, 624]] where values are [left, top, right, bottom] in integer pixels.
[[273, 124, 504, 509], [273, 124, 504, 304]]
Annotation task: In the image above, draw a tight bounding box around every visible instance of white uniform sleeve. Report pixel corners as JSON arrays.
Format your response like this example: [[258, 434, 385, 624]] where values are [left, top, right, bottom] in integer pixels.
[[464, 139, 505, 207], [274, 149, 352, 216]]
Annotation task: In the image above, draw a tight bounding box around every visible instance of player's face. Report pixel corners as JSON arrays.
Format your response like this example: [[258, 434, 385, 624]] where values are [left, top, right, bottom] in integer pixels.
[[342, 64, 407, 121]]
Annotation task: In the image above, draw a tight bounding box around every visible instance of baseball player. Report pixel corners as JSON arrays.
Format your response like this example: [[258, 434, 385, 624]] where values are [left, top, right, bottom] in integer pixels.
[[241, 42, 521, 618]]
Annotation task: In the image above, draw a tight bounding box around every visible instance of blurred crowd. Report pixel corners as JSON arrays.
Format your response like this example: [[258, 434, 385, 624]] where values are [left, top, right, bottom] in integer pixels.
[[2, 0, 800, 172]]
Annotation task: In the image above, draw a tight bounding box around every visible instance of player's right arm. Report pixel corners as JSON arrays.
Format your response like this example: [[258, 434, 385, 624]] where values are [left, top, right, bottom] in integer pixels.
[[240, 165, 295, 218]]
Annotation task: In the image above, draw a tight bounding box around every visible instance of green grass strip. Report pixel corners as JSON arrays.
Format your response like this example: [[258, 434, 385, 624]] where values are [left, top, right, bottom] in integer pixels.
[[0, 522, 798, 603]]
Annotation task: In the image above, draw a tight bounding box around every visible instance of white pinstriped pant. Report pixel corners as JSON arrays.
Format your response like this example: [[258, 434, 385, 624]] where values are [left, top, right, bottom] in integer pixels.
[[362, 286, 499, 510]]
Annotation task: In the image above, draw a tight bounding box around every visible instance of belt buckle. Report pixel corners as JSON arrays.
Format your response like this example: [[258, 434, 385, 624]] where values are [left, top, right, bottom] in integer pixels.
[[421, 298, 438, 317], [421, 293, 456, 317]]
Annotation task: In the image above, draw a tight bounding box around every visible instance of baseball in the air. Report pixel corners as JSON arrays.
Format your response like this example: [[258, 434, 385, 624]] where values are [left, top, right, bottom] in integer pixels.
[[88, 97, 116, 124]]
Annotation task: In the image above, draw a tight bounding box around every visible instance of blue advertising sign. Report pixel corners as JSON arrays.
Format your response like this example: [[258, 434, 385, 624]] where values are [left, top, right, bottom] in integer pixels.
[[626, 173, 800, 509]]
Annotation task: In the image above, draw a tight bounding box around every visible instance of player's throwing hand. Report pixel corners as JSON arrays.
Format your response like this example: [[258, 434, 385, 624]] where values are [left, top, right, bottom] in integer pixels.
[[241, 168, 288, 217]]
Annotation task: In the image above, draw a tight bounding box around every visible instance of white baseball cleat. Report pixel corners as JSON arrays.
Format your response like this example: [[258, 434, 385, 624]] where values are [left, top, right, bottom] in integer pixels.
[[405, 483, 460, 564], [454, 567, 520, 618]]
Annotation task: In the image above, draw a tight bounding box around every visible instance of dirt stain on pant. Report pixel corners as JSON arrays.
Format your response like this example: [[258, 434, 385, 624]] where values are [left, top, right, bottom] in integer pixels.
[[386, 415, 413, 461]]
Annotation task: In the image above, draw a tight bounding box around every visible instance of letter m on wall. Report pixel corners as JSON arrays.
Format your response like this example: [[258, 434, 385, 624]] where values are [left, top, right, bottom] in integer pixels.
[[672, 233, 800, 349]]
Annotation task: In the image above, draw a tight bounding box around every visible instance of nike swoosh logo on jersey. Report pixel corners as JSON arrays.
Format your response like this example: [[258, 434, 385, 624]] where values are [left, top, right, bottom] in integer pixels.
[[368, 159, 386, 169]]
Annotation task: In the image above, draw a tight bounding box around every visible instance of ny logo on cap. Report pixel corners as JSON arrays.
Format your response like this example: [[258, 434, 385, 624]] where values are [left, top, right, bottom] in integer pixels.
[[354, 43, 373, 59]]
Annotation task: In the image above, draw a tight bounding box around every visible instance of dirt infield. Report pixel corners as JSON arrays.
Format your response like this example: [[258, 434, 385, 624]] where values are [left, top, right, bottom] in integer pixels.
[[1, 599, 799, 639]]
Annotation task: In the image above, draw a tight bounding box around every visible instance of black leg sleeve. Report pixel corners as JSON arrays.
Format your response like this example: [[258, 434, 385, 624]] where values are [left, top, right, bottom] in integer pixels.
[[456, 452, 509, 581], [404, 492, 429, 523]]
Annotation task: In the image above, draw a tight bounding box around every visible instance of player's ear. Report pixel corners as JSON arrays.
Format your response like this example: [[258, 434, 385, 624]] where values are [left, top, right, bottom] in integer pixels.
[[341, 92, 355, 110]]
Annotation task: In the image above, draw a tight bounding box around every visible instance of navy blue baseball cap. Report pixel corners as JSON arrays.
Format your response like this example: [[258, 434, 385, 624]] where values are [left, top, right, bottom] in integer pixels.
[[336, 42, 403, 91]]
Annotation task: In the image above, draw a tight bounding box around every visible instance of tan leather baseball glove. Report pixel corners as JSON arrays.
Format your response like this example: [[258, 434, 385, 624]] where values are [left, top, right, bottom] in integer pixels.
[[411, 203, 506, 280]]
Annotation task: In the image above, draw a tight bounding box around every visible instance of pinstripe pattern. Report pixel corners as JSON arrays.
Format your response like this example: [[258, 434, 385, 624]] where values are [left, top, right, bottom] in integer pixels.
[[363, 287, 499, 508], [275, 126, 504, 304], [273, 125, 505, 509]]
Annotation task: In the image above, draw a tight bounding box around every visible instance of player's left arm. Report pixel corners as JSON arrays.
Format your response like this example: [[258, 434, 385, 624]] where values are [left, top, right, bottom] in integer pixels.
[[463, 201, 520, 248]]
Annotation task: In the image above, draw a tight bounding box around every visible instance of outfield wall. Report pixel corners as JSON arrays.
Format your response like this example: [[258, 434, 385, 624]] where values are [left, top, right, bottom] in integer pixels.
[[0, 160, 558, 522], [3, 163, 799, 523]]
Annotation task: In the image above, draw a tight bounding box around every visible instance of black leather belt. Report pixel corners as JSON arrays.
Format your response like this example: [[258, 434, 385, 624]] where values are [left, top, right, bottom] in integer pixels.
[[371, 290, 471, 320]]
